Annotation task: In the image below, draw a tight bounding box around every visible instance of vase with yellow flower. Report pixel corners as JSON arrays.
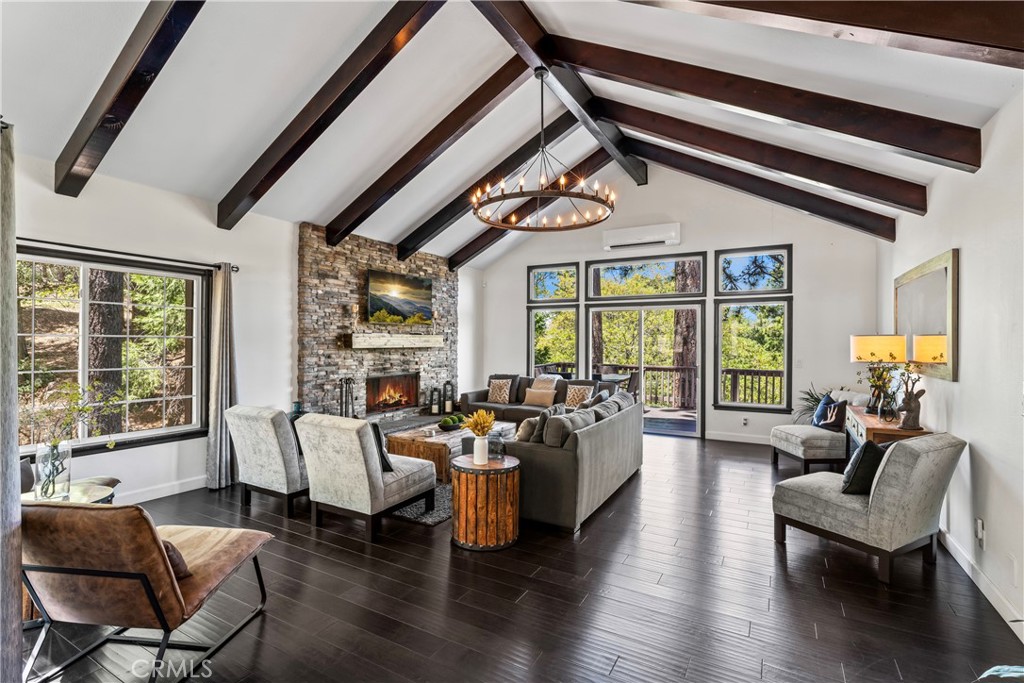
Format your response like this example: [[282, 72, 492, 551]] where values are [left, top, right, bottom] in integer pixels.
[[464, 409, 496, 465]]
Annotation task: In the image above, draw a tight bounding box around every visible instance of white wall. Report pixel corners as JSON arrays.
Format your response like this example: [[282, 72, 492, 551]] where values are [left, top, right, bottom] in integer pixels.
[[457, 266, 486, 393], [15, 154, 297, 503], [477, 163, 879, 443], [876, 92, 1024, 639]]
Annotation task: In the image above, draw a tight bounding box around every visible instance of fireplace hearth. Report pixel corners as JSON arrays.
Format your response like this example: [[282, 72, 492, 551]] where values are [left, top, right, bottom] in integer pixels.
[[366, 372, 420, 414]]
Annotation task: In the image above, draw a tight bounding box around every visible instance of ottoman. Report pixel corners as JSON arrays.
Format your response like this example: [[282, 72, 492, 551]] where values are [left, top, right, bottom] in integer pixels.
[[770, 424, 850, 474]]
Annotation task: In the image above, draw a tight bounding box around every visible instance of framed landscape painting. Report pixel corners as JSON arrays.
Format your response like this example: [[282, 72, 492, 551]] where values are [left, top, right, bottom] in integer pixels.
[[367, 270, 433, 325]]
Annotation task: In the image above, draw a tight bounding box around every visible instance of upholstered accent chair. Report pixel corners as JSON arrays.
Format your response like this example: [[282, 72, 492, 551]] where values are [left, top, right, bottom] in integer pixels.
[[21, 502, 272, 683], [225, 405, 308, 517], [294, 414, 436, 542], [773, 433, 967, 583]]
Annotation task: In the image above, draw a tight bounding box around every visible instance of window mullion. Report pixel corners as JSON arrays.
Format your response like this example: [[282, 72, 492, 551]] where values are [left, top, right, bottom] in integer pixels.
[[79, 265, 90, 441]]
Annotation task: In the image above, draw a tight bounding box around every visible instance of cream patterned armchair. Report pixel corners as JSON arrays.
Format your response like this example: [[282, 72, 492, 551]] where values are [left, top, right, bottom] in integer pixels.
[[224, 405, 309, 517], [773, 433, 967, 583], [294, 413, 436, 542]]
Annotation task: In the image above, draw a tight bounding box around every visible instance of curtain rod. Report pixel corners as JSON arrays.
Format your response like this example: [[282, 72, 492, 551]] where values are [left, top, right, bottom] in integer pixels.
[[16, 237, 240, 272]]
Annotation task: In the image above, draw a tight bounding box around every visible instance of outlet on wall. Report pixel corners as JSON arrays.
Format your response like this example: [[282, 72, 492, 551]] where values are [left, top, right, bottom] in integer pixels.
[[741, 417, 748, 426], [975, 517, 986, 550]]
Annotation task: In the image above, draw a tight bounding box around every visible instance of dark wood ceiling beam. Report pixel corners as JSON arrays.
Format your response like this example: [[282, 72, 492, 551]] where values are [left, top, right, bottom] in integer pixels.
[[627, 138, 896, 240], [595, 99, 927, 214], [325, 56, 530, 246], [54, 1, 205, 197], [448, 148, 613, 270], [396, 112, 579, 261], [217, 1, 444, 230], [471, 0, 648, 186], [550, 36, 981, 172], [626, 1, 1024, 69]]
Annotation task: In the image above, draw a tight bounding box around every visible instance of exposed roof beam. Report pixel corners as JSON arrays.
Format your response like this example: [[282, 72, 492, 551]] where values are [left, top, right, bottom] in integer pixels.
[[217, 1, 444, 230], [448, 148, 613, 270], [627, 138, 896, 240], [396, 112, 579, 261], [595, 99, 927, 214], [471, 0, 648, 186], [325, 56, 530, 246], [55, 1, 204, 197], [550, 36, 981, 172], [626, 1, 1024, 69]]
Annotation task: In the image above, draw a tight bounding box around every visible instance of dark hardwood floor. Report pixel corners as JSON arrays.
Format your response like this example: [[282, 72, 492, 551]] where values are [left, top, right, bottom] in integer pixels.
[[23, 436, 1023, 682]]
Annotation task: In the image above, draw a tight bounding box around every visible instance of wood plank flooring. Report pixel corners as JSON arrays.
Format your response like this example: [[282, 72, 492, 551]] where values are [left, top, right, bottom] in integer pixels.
[[23, 436, 1023, 682]]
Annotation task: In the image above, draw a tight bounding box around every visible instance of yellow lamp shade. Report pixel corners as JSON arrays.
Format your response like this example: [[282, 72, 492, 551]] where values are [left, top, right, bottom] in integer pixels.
[[850, 335, 907, 363], [912, 335, 947, 363]]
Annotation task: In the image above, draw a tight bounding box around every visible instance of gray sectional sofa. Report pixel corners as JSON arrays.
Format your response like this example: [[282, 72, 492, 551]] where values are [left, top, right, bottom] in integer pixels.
[[460, 375, 619, 424], [463, 391, 643, 532]]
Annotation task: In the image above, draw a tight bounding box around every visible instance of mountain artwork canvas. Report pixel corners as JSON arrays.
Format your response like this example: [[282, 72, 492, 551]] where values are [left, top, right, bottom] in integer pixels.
[[367, 270, 433, 325]]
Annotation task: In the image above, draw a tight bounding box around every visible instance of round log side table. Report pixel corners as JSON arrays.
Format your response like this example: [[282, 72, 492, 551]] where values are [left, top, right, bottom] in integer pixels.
[[450, 455, 520, 551]]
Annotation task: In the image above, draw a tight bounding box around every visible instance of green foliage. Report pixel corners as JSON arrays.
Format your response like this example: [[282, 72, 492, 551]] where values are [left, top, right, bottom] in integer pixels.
[[370, 309, 404, 324], [719, 303, 785, 404], [404, 312, 431, 325], [793, 383, 849, 423], [532, 309, 577, 366], [31, 380, 123, 448], [720, 254, 785, 292]]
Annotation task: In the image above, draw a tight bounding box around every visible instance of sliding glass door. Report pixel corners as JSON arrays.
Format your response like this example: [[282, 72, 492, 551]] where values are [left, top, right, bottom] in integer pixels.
[[589, 304, 702, 437]]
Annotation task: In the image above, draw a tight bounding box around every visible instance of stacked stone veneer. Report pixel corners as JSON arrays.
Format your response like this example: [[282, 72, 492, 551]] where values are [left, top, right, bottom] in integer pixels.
[[297, 223, 458, 419]]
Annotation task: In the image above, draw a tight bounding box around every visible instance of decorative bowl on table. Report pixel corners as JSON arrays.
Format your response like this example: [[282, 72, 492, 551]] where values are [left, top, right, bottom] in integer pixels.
[[438, 414, 467, 431]]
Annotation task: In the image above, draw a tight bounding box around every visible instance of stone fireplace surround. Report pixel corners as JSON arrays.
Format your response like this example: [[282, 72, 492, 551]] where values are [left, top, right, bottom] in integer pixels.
[[297, 223, 457, 421]]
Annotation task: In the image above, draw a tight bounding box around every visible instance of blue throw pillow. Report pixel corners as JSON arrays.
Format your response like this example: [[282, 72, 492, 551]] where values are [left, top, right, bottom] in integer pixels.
[[811, 394, 835, 426]]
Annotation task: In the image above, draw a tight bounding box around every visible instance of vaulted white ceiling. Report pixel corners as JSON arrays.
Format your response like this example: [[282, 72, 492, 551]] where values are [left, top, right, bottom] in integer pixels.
[[2, 1, 1021, 266]]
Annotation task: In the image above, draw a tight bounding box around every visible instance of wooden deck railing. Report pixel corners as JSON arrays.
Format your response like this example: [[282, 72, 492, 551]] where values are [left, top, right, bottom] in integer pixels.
[[720, 368, 784, 405], [593, 363, 698, 410]]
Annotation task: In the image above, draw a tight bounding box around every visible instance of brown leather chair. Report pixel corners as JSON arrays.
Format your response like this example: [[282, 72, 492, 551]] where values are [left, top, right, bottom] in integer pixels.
[[21, 502, 273, 683]]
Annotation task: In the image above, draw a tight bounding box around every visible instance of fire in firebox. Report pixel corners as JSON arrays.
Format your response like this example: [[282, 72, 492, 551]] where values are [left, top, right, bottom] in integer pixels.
[[366, 372, 420, 414]]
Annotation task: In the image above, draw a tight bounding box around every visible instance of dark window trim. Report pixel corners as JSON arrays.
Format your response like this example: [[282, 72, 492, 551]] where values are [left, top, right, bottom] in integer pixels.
[[713, 295, 794, 413], [584, 300, 707, 439], [584, 251, 707, 302], [713, 243, 793, 297], [15, 246, 213, 446], [527, 303, 580, 379], [527, 262, 580, 304]]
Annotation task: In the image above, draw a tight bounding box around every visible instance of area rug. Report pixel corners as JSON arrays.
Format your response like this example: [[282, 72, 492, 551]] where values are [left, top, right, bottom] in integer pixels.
[[389, 483, 452, 526]]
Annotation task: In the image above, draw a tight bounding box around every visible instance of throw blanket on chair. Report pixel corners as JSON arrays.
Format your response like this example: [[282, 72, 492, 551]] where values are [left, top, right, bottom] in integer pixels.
[[532, 374, 561, 391]]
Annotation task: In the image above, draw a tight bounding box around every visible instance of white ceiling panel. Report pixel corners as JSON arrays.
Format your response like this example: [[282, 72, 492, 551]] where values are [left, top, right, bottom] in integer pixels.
[[98, 2, 393, 200], [1, 1, 148, 159], [527, 0, 1021, 125], [253, 2, 514, 226]]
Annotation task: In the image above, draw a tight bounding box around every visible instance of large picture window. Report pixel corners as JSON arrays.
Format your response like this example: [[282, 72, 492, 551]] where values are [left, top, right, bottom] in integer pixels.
[[586, 253, 705, 301], [714, 245, 791, 296], [529, 306, 578, 378], [528, 263, 578, 303], [714, 297, 792, 412], [17, 252, 207, 452]]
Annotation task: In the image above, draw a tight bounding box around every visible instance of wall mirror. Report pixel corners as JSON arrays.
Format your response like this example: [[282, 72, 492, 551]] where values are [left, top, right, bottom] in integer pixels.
[[894, 248, 958, 381]]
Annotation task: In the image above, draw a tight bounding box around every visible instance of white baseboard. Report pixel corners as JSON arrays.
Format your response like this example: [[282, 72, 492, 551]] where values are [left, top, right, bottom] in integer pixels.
[[116, 476, 206, 505], [705, 431, 770, 446], [940, 530, 1024, 643]]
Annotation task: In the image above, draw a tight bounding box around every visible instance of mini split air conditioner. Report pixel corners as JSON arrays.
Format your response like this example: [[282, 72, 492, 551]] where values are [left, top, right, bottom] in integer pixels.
[[602, 223, 681, 251]]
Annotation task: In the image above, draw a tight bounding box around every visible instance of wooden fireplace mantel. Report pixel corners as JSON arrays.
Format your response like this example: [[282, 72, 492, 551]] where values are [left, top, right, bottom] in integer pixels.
[[348, 333, 444, 349]]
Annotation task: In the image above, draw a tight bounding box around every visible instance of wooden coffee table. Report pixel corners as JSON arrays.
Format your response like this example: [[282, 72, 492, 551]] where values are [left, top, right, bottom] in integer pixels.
[[386, 421, 516, 484], [451, 455, 520, 551]]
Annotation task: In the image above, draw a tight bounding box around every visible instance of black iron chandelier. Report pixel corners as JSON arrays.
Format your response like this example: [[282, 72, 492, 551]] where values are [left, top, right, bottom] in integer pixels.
[[471, 67, 616, 232]]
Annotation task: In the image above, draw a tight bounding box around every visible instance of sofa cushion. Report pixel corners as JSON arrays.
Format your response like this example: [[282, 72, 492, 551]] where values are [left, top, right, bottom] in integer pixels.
[[565, 384, 594, 408], [544, 409, 596, 448], [530, 404, 566, 443], [516, 377, 533, 403], [523, 388, 556, 407], [842, 440, 894, 494], [772, 472, 869, 542], [770, 424, 846, 460], [504, 404, 545, 424], [592, 400, 619, 422], [580, 390, 609, 409], [487, 378, 514, 404], [516, 417, 539, 442], [463, 402, 509, 420], [381, 455, 435, 510], [606, 391, 635, 412]]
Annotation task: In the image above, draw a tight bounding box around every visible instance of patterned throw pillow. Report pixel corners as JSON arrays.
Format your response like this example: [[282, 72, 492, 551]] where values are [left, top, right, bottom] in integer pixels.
[[818, 400, 847, 432], [488, 378, 513, 404], [565, 384, 594, 409], [523, 388, 556, 407]]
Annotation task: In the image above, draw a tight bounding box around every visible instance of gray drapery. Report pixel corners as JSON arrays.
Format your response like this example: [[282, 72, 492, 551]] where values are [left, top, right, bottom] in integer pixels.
[[0, 125, 22, 682], [206, 262, 237, 489]]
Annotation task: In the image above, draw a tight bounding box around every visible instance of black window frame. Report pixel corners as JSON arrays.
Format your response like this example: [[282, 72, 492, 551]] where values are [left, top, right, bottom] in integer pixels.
[[16, 245, 212, 457], [527, 262, 580, 304], [713, 295, 793, 414], [526, 303, 581, 379], [714, 244, 792, 297]]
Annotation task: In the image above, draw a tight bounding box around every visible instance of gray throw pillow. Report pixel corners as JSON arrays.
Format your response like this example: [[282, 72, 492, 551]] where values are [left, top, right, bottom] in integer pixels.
[[530, 403, 566, 443], [580, 390, 609, 409], [606, 391, 635, 411], [515, 417, 538, 442], [544, 409, 596, 448], [592, 401, 619, 422]]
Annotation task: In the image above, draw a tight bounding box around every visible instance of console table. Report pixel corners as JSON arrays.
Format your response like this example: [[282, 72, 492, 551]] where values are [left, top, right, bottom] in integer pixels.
[[846, 406, 931, 446]]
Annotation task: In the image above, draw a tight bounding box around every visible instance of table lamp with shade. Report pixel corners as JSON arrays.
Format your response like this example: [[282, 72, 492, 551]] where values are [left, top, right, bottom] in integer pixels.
[[850, 334, 907, 414], [912, 335, 947, 364]]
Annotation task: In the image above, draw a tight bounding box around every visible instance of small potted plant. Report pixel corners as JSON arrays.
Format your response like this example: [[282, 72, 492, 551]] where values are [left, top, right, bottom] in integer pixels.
[[30, 380, 121, 500], [463, 410, 496, 465]]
